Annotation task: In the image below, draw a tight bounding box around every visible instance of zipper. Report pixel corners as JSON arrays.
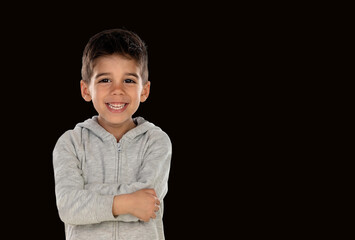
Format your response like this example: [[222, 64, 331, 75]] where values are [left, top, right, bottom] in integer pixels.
[[117, 141, 122, 182], [115, 140, 122, 240], [117, 142, 121, 152]]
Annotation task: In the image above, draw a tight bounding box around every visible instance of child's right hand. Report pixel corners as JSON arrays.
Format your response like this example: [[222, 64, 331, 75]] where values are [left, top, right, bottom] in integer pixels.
[[127, 189, 160, 222]]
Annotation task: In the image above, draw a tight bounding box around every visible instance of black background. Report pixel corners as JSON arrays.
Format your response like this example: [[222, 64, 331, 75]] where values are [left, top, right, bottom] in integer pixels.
[[0, 4, 337, 239], [0, 4, 263, 239]]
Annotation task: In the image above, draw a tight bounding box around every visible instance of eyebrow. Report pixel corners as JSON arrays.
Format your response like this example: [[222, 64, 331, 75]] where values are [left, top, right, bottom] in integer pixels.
[[94, 72, 111, 79], [125, 72, 139, 79], [94, 72, 139, 79]]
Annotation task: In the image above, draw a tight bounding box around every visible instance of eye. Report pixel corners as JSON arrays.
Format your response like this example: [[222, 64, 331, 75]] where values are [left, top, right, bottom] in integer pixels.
[[124, 79, 136, 84], [99, 78, 111, 83]]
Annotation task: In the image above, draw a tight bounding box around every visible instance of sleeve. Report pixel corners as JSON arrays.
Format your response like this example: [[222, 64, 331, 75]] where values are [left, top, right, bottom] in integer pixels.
[[84, 131, 172, 221], [53, 132, 117, 225]]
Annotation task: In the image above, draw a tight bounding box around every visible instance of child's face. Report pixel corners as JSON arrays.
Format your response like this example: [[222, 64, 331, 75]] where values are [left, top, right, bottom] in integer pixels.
[[80, 54, 150, 128]]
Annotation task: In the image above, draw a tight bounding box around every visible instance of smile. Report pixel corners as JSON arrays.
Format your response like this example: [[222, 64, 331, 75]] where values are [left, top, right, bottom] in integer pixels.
[[107, 103, 126, 110], [105, 102, 129, 113]]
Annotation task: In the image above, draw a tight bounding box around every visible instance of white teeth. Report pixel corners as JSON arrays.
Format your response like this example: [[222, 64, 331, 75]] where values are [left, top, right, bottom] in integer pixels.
[[108, 103, 126, 110]]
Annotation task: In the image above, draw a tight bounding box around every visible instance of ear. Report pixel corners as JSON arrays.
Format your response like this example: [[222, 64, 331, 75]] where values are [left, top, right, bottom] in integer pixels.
[[140, 81, 151, 103], [80, 80, 92, 102]]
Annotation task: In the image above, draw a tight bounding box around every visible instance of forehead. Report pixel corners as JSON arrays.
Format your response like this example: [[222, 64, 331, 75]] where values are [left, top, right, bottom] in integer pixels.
[[92, 54, 140, 74]]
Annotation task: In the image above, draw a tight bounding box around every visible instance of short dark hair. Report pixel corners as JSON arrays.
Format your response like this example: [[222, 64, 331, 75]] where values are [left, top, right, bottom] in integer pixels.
[[81, 28, 148, 84]]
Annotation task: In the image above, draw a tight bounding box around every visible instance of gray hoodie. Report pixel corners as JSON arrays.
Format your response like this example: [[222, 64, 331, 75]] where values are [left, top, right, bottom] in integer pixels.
[[53, 116, 172, 240]]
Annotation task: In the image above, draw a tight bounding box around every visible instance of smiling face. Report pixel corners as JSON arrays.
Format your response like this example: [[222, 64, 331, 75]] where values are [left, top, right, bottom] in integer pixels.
[[80, 54, 150, 135]]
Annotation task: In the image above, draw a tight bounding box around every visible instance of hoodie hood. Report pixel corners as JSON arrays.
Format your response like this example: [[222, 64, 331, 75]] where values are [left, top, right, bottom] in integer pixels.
[[76, 116, 158, 142]]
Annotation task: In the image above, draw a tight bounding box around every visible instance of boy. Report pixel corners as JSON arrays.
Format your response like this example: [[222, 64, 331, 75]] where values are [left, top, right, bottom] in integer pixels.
[[53, 29, 172, 240]]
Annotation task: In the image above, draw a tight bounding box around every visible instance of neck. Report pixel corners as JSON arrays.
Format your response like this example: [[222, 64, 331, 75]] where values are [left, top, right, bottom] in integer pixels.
[[98, 117, 136, 142]]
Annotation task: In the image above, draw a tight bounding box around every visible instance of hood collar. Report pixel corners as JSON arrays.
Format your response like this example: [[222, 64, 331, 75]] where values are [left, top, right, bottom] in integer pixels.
[[76, 116, 156, 142]]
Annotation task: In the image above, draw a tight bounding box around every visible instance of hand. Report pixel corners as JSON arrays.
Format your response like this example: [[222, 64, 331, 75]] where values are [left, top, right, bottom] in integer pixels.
[[128, 189, 160, 222], [113, 189, 160, 222]]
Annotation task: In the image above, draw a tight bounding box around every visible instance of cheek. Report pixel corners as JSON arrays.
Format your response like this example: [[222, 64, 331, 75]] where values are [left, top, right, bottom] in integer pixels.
[[136, 89, 145, 102], [91, 86, 105, 98], [129, 87, 142, 100], [90, 88, 104, 106]]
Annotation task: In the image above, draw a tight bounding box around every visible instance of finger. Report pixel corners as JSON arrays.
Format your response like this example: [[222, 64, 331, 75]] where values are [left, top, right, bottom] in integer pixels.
[[155, 197, 160, 206], [144, 188, 154, 194], [152, 212, 156, 219], [145, 189, 157, 197], [154, 205, 160, 212]]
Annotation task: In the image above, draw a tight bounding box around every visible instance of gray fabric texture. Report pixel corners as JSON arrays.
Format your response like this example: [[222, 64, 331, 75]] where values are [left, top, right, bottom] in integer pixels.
[[53, 116, 172, 240]]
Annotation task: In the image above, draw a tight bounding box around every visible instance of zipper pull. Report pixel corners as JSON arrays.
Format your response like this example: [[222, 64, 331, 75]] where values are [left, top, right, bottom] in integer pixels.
[[117, 142, 121, 152]]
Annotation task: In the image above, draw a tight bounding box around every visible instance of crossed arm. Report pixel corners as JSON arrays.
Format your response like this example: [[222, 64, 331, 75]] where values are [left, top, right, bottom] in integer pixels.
[[112, 188, 160, 222], [53, 132, 171, 225]]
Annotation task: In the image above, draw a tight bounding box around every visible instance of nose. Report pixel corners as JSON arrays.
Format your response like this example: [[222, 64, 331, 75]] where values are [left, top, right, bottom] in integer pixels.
[[111, 81, 124, 95]]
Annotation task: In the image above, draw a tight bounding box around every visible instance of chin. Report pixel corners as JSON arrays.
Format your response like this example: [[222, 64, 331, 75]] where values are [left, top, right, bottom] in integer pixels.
[[100, 113, 132, 125]]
